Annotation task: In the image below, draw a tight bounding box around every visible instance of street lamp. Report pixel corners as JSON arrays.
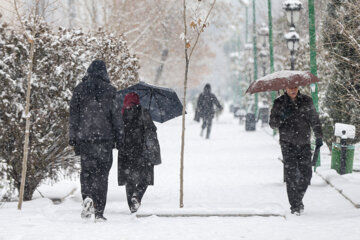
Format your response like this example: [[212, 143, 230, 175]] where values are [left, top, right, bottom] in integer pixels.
[[284, 27, 300, 70], [282, 0, 303, 28], [283, 0, 302, 70], [258, 23, 269, 76], [258, 23, 269, 47], [259, 49, 268, 76], [244, 43, 253, 82]]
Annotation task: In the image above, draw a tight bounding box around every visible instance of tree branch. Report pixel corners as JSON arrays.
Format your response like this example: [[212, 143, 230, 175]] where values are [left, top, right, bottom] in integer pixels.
[[188, 0, 217, 60]]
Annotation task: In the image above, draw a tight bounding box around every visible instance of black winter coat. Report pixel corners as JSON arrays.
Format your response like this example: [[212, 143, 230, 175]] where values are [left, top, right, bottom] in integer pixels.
[[69, 60, 123, 147], [118, 106, 161, 186], [269, 92, 322, 145], [196, 92, 222, 119]]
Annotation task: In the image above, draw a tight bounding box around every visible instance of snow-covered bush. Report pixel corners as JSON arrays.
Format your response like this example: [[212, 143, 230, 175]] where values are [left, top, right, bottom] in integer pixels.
[[0, 16, 139, 201], [322, 0, 360, 145]]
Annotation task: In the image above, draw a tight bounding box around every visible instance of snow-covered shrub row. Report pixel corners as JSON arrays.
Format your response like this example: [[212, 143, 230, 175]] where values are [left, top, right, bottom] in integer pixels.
[[321, 0, 360, 146], [0, 16, 139, 201]]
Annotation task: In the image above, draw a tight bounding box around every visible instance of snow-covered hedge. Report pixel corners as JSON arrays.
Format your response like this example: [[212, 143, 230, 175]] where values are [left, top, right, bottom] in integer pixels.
[[0, 16, 139, 201]]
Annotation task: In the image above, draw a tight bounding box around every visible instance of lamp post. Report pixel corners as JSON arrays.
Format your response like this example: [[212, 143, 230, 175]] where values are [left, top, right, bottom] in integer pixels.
[[308, 0, 320, 168], [252, 0, 258, 118], [258, 23, 269, 77], [282, 0, 303, 28], [283, 0, 302, 70], [259, 50, 268, 76], [284, 27, 300, 70]]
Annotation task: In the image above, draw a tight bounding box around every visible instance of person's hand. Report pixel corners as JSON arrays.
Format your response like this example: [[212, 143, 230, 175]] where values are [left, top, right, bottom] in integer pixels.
[[316, 138, 323, 147]]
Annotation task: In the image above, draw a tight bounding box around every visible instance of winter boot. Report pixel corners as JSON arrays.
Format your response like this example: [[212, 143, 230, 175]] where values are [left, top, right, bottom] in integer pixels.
[[81, 197, 94, 219], [130, 196, 140, 213], [290, 206, 301, 216], [95, 214, 107, 222], [206, 131, 210, 139], [299, 202, 304, 213], [200, 128, 204, 137], [206, 127, 211, 139]]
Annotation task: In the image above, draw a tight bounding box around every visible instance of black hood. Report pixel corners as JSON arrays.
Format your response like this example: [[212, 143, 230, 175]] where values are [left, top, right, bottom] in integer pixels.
[[81, 60, 110, 102], [86, 60, 110, 83], [204, 83, 211, 94]]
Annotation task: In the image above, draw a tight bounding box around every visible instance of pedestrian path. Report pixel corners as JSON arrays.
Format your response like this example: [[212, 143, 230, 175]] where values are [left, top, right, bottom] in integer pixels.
[[2, 107, 360, 240], [123, 109, 358, 220]]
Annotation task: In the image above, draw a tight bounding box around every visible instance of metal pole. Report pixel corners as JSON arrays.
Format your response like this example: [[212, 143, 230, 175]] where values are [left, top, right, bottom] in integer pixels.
[[252, 0, 258, 118], [308, 0, 320, 168], [246, 6, 249, 43], [263, 63, 266, 76], [268, 0, 276, 136], [340, 136, 347, 175], [290, 50, 295, 70], [238, 29, 242, 106], [267, 0, 274, 74]]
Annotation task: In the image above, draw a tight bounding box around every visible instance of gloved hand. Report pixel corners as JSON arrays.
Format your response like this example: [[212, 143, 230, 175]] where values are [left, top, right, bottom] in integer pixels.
[[316, 138, 323, 147]]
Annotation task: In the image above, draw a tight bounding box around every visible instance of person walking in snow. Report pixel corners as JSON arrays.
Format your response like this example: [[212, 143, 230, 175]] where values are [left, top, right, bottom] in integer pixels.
[[118, 92, 161, 213], [195, 83, 223, 139], [269, 86, 323, 215], [69, 60, 123, 221]]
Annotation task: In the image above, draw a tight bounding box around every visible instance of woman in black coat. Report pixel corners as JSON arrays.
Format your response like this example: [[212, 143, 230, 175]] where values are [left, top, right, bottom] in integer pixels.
[[118, 92, 161, 213]]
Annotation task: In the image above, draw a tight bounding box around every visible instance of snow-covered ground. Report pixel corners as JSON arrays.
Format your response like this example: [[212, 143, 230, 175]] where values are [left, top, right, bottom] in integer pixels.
[[1, 106, 360, 240]]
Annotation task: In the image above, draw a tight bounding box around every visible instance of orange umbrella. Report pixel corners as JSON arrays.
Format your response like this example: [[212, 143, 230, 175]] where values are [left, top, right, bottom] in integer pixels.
[[245, 70, 320, 94]]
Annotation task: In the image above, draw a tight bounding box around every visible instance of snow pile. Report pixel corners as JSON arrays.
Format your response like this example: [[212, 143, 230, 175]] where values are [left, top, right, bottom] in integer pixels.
[[316, 168, 360, 208]]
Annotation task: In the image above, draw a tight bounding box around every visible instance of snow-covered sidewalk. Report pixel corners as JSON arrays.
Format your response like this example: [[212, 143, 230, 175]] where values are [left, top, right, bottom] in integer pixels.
[[1, 107, 360, 240]]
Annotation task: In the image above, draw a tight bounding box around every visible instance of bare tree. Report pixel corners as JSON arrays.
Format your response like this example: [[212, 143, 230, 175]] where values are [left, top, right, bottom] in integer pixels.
[[179, 0, 217, 208], [12, 0, 40, 210], [61, 1, 217, 89]]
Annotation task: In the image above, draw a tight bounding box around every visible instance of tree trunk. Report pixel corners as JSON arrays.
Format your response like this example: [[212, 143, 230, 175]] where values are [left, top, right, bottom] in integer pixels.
[[17, 37, 35, 210], [179, 0, 216, 208], [22, 179, 39, 201], [180, 0, 188, 209]]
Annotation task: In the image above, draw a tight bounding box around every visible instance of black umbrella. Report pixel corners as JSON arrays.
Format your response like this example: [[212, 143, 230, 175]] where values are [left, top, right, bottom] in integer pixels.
[[117, 81, 184, 123]]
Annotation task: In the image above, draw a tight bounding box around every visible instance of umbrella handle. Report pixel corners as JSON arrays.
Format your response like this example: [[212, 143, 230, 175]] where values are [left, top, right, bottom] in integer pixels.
[[311, 146, 321, 167]]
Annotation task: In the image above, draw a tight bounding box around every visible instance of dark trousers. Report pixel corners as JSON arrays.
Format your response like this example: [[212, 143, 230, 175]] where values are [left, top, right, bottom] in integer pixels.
[[80, 142, 113, 216], [280, 142, 312, 211], [201, 117, 213, 138], [125, 182, 148, 209]]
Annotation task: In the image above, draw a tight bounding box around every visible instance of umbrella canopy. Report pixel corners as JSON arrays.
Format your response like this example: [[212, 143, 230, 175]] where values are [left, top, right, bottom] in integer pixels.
[[245, 70, 320, 94], [117, 81, 183, 123]]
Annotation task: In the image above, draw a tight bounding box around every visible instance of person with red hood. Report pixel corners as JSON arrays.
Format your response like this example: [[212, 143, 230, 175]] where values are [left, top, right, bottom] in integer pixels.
[[118, 92, 161, 213]]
